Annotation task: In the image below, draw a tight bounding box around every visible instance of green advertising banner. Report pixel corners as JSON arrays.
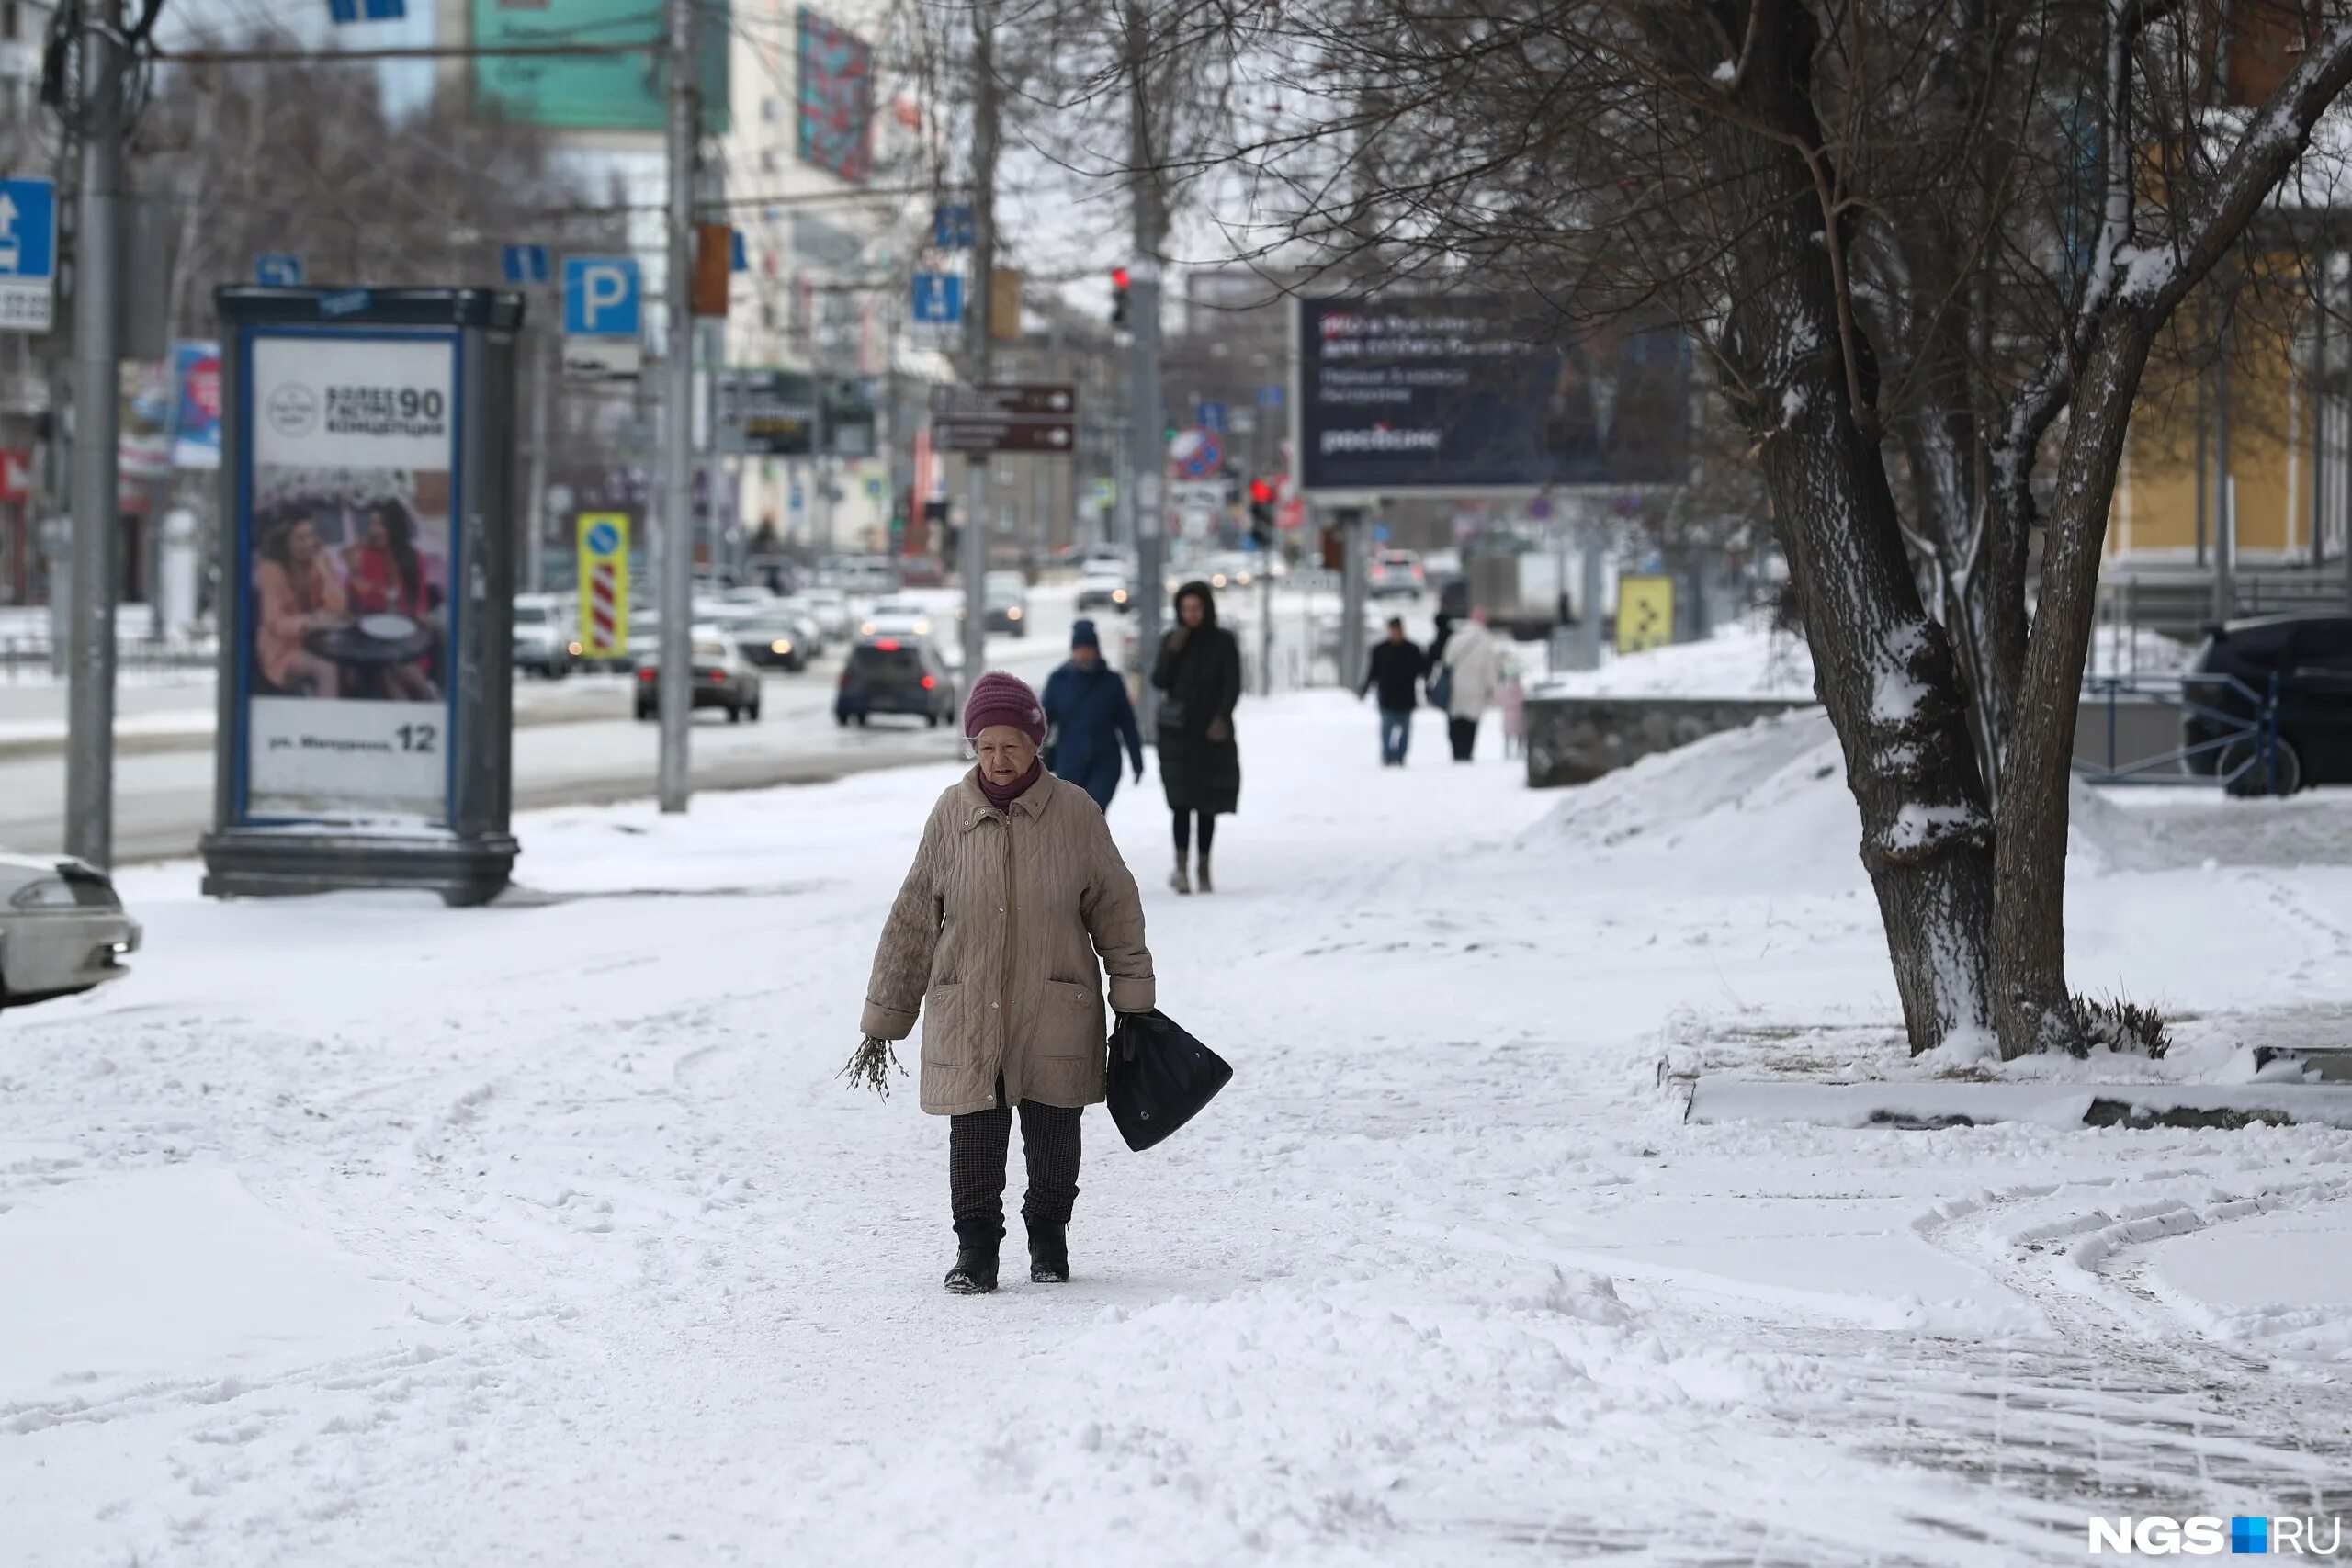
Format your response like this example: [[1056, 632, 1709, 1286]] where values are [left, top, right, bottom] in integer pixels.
[[471, 0, 731, 135]]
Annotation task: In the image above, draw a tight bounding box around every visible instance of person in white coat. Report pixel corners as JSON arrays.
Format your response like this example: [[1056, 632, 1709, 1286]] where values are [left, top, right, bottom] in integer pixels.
[[1437, 608, 1505, 761]]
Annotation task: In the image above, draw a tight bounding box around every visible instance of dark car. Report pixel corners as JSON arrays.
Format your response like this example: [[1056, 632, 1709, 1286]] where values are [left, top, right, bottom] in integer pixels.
[[835, 637, 958, 728], [729, 614, 809, 673], [636, 634, 763, 723], [2181, 613, 2352, 795]]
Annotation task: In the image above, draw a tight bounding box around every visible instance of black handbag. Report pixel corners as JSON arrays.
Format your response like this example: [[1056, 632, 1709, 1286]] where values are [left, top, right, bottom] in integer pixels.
[[1104, 1009, 1233, 1151]]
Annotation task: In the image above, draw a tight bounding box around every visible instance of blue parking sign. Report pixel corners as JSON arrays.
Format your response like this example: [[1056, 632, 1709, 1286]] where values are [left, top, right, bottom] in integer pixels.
[[563, 256, 641, 337], [0, 178, 55, 333], [501, 244, 550, 286], [254, 253, 303, 288]]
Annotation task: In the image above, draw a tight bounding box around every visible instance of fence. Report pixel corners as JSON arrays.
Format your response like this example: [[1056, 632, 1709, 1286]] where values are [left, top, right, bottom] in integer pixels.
[[2075, 671, 2285, 791], [0, 633, 217, 682]]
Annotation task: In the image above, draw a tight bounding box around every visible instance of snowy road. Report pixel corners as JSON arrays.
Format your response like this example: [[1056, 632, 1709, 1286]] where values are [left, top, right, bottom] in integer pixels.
[[6, 699, 2351, 1565]]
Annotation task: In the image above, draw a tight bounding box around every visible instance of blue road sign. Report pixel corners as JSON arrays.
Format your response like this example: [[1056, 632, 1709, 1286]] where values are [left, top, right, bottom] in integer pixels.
[[501, 244, 550, 286], [933, 205, 975, 249], [1256, 382, 1284, 411], [254, 253, 303, 288], [0, 177, 56, 333], [1197, 400, 1228, 434], [1173, 428, 1224, 480], [328, 0, 405, 19], [730, 231, 749, 274], [911, 273, 964, 325], [563, 256, 642, 337]]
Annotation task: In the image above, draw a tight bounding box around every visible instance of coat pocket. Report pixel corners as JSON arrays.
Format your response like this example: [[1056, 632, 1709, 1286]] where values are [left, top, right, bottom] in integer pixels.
[[1037, 979, 1103, 1058], [921, 983, 967, 1066]]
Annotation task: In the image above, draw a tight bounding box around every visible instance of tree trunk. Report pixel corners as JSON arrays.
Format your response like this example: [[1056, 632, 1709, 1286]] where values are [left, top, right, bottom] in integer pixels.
[[1991, 326, 2157, 1055], [1703, 0, 1998, 1055]]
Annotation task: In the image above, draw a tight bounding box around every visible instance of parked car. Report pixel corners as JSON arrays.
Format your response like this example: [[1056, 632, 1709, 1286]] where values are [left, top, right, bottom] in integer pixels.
[[2182, 613, 2352, 796], [858, 599, 939, 639], [0, 853, 140, 1010], [636, 631, 763, 722], [899, 556, 948, 589], [835, 636, 958, 728], [982, 570, 1029, 636], [512, 593, 576, 679], [1076, 561, 1135, 614], [1369, 549, 1428, 600]]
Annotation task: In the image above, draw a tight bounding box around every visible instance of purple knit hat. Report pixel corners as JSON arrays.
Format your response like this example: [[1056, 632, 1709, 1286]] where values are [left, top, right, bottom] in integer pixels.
[[962, 671, 1047, 744]]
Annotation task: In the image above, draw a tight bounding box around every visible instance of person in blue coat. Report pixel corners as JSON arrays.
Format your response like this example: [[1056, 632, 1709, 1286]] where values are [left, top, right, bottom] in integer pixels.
[[1042, 619, 1145, 811]]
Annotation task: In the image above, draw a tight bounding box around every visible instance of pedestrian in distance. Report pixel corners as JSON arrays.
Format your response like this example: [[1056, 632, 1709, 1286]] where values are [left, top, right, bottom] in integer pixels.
[[847, 671, 1157, 1295], [1360, 616, 1428, 766], [1042, 618, 1145, 812], [1151, 580, 1243, 896], [1498, 665, 1528, 760], [1437, 606, 1506, 762]]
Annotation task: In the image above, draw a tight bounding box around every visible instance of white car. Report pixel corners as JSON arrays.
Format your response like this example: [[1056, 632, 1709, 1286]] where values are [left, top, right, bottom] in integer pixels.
[[859, 599, 939, 639], [512, 593, 577, 679], [0, 853, 141, 1010], [1076, 562, 1135, 614], [797, 589, 854, 642]]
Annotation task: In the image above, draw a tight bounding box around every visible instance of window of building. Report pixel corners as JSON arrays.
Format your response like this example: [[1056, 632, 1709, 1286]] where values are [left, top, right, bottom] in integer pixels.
[[2, 6, 19, 41]]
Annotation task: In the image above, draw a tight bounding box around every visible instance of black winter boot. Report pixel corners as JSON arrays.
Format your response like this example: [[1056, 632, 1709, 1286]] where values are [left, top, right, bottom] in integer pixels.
[[1195, 852, 1213, 894], [1028, 1223, 1070, 1284], [944, 1243, 1000, 1294]]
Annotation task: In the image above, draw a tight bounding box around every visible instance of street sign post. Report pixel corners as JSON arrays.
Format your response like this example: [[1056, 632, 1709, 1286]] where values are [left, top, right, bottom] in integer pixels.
[[931, 382, 1076, 453], [500, 244, 550, 286], [0, 177, 56, 333], [254, 254, 303, 288], [577, 513, 630, 659], [911, 273, 965, 325], [1170, 427, 1224, 479], [933, 205, 975, 248], [561, 256, 641, 382], [1196, 400, 1227, 434]]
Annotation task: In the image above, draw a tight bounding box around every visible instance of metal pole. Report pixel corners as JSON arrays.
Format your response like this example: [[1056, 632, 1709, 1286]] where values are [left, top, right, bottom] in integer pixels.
[[1338, 506, 1367, 693], [67, 5, 124, 867], [1125, 1, 1167, 729], [656, 0, 696, 813], [1257, 559, 1272, 696], [526, 315, 550, 596], [2216, 324, 2236, 624], [961, 0, 997, 687], [1578, 509, 1606, 671], [2314, 252, 2329, 573]]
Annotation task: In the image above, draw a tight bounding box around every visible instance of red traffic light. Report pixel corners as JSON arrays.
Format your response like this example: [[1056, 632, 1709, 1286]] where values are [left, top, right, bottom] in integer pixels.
[[1112, 266, 1131, 290], [1249, 478, 1276, 504]]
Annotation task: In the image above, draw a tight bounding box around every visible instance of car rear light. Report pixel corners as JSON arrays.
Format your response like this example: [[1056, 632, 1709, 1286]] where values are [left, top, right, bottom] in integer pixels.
[[875, 639, 901, 651], [707, 670, 729, 682], [639, 668, 656, 682], [921, 674, 937, 690]]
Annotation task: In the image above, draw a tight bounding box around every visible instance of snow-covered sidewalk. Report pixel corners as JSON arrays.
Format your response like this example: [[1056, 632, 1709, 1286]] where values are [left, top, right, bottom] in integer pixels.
[[6, 696, 2350, 1566]]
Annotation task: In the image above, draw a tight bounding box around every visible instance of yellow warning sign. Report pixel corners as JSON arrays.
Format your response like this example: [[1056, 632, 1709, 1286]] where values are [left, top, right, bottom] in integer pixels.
[[577, 513, 630, 658], [1616, 574, 1675, 655]]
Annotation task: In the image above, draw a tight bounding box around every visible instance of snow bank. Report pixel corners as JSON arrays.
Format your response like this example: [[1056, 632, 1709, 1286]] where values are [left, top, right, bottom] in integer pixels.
[[1532, 618, 1815, 701]]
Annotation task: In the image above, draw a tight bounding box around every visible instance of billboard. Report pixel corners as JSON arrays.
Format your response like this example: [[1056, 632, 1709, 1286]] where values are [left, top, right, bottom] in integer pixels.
[[797, 7, 874, 184], [238, 332, 461, 821], [172, 339, 223, 470], [1295, 295, 1692, 495], [471, 0, 730, 134]]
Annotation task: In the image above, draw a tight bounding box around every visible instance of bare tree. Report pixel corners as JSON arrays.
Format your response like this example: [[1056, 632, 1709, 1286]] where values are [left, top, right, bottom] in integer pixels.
[[1182, 0, 2352, 1055]]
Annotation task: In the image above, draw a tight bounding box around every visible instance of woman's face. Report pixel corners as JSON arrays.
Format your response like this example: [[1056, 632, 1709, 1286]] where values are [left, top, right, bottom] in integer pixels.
[[1179, 593, 1206, 629], [368, 513, 390, 549], [975, 725, 1037, 786], [288, 522, 319, 564]]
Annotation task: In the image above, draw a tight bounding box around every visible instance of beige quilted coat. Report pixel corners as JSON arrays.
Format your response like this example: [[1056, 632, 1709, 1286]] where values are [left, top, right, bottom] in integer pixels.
[[861, 768, 1156, 1114]]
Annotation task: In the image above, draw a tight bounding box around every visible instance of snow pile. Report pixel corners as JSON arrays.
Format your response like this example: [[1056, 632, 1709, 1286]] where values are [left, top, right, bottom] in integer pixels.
[[1532, 619, 1815, 701]]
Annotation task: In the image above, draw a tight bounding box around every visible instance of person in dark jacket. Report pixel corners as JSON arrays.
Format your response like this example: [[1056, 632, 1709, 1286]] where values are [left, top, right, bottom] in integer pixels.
[[1042, 619, 1144, 811], [1150, 580, 1242, 895], [1360, 616, 1427, 766]]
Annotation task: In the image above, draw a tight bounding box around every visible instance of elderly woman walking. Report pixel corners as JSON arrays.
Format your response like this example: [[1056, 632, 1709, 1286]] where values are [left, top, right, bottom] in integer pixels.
[[853, 671, 1157, 1294]]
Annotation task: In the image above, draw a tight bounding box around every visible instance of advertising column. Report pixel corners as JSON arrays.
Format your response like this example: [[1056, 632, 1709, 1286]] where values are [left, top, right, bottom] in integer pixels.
[[203, 288, 524, 905]]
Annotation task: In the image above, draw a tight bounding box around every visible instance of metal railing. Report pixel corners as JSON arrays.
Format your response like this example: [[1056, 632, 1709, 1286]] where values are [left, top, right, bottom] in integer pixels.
[[2076, 671, 2284, 790], [0, 635, 218, 682]]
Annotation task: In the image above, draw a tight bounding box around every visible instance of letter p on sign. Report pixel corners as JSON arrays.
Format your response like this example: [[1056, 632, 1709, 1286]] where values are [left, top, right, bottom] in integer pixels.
[[563, 256, 641, 339]]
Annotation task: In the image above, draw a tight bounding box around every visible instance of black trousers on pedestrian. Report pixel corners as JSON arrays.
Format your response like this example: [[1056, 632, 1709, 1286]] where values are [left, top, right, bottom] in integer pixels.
[[949, 1074, 1081, 1248], [1448, 716, 1479, 761]]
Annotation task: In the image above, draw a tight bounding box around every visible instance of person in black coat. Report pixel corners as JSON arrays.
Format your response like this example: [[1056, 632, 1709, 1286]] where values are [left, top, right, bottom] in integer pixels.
[[1360, 617, 1428, 766], [1150, 580, 1242, 895]]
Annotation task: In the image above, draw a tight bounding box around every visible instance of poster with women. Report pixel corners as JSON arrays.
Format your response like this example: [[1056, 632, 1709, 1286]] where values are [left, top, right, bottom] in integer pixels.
[[241, 333, 459, 820]]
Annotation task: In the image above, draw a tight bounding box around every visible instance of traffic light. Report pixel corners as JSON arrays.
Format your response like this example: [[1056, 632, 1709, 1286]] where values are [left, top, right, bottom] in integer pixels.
[[1111, 266, 1130, 329], [1248, 478, 1276, 546]]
